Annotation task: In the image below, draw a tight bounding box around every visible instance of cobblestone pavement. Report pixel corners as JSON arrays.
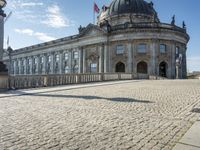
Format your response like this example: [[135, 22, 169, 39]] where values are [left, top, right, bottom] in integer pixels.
[[0, 80, 200, 150]]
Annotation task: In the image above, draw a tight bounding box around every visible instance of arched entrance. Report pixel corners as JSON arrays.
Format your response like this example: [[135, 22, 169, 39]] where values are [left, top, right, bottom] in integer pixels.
[[159, 61, 167, 77], [137, 61, 148, 74], [115, 62, 125, 73]]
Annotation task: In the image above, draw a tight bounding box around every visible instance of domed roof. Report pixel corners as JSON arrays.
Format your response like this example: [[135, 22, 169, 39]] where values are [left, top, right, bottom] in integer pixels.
[[109, 0, 156, 16]]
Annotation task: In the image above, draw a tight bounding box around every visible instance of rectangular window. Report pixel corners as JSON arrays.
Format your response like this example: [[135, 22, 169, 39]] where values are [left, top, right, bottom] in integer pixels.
[[137, 44, 147, 53], [41, 57, 44, 63], [160, 44, 167, 54], [90, 63, 97, 73], [176, 46, 180, 55], [64, 53, 69, 60], [48, 56, 51, 62], [73, 51, 79, 59], [55, 54, 60, 62], [116, 45, 125, 55]]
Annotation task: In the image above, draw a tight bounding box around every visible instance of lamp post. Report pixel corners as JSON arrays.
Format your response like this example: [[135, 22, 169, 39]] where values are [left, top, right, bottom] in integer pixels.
[[0, 0, 7, 73], [176, 54, 182, 79]]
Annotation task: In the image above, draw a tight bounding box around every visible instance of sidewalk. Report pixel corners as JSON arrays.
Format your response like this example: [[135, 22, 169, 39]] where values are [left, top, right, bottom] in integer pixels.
[[173, 121, 200, 150], [0, 80, 138, 98]]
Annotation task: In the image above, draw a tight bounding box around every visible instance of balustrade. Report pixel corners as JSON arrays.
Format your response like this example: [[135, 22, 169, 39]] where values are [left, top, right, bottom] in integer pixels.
[[8, 73, 139, 89]]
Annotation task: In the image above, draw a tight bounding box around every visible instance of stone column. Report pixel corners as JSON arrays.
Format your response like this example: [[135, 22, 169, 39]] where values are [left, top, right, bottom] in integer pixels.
[[43, 54, 47, 74], [24, 58, 27, 75], [37, 56, 40, 74], [59, 51, 64, 74], [13, 60, 17, 75], [18, 59, 21, 75], [82, 49, 86, 73], [104, 44, 109, 73], [171, 42, 176, 79], [69, 50, 72, 73], [182, 46, 187, 79], [29, 57, 33, 75], [132, 43, 136, 74], [51, 53, 54, 74], [79, 47, 83, 73], [99, 44, 104, 73], [151, 40, 157, 75], [127, 42, 133, 73]]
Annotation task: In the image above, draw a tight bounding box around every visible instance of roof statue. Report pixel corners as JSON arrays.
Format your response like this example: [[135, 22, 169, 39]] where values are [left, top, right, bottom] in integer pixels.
[[182, 21, 186, 29], [171, 15, 175, 25]]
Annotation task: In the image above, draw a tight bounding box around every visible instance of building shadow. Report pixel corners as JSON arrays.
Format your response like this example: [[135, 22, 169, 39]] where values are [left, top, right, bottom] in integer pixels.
[[0, 90, 153, 103], [30, 93, 153, 103], [191, 108, 200, 113]]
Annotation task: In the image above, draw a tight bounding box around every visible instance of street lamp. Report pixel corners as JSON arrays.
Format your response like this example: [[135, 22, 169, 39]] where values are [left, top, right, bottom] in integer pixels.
[[176, 54, 182, 79]]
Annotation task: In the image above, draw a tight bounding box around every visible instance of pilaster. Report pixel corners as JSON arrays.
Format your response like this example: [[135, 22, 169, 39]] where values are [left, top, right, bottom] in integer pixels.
[[99, 44, 104, 73], [127, 41, 133, 73], [82, 49, 86, 73], [104, 44, 109, 73], [59, 51, 64, 74], [79, 47, 83, 74]]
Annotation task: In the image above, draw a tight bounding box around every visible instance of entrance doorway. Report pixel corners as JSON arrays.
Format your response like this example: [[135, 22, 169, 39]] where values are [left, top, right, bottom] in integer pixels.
[[115, 62, 125, 73], [159, 61, 167, 77], [137, 61, 148, 74]]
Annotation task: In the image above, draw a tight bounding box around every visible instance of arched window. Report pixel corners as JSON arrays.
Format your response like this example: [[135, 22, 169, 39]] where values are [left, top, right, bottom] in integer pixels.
[[48, 56, 51, 62], [64, 53, 69, 60], [176, 46, 180, 55], [73, 51, 79, 59], [55, 62, 59, 73], [137, 61, 148, 74], [73, 65, 79, 73], [65, 66, 70, 74]]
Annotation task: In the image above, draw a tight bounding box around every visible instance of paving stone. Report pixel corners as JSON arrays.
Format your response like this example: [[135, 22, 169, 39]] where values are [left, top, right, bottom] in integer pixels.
[[0, 80, 200, 150]]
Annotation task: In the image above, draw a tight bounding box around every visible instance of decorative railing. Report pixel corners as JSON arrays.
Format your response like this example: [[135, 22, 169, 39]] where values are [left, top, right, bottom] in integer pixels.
[[4, 73, 168, 90], [9, 73, 140, 89], [111, 22, 187, 34]]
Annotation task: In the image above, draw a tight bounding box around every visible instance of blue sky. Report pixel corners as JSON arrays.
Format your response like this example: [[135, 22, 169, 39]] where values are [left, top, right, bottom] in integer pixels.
[[4, 0, 200, 72]]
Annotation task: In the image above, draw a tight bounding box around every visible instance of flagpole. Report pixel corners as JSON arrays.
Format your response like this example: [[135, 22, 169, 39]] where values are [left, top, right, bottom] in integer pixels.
[[93, 1, 95, 24]]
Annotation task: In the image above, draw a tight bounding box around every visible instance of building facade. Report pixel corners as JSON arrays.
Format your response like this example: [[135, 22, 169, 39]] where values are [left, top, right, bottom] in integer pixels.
[[3, 0, 189, 79]]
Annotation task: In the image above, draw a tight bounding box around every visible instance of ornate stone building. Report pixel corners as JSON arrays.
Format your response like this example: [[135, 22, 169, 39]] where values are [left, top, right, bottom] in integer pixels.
[[3, 0, 189, 79]]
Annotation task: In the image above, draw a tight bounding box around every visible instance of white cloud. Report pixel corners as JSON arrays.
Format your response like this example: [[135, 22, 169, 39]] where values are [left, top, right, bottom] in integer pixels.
[[7, 1, 73, 28], [15, 29, 34, 36], [9, 1, 44, 9], [21, 2, 44, 7], [34, 32, 56, 42], [42, 4, 73, 28], [14, 28, 56, 42]]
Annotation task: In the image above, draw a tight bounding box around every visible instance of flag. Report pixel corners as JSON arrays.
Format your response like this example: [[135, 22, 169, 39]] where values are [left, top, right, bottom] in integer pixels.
[[94, 2, 100, 14]]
